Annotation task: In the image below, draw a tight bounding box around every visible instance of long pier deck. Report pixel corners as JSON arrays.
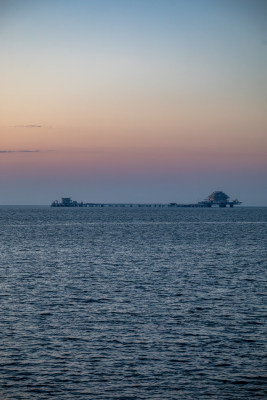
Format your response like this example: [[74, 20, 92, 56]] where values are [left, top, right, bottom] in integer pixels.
[[51, 192, 241, 208], [51, 201, 238, 208], [81, 203, 205, 208]]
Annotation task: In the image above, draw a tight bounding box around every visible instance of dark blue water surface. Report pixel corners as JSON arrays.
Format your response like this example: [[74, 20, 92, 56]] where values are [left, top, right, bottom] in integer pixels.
[[0, 206, 266, 399]]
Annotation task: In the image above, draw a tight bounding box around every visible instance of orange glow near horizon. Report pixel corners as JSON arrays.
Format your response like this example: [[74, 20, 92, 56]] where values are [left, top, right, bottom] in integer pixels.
[[0, 145, 266, 182]]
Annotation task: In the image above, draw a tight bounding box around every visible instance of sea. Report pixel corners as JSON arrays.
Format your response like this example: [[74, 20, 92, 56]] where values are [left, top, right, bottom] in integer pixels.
[[0, 206, 266, 399]]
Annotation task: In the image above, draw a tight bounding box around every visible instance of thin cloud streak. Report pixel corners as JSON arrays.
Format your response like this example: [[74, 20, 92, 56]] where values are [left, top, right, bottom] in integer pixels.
[[13, 125, 42, 128], [0, 150, 40, 153]]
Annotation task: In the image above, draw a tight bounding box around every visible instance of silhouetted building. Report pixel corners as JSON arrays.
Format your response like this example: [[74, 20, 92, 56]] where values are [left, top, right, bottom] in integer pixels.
[[62, 197, 72, 205], [199, 191, 241, 207], [208, 191, 229, 203], [51, 197, 81, 207]]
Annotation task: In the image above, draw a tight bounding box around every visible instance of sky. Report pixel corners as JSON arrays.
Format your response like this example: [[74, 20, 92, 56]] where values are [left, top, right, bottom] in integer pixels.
[[0, 0, 266, 205]]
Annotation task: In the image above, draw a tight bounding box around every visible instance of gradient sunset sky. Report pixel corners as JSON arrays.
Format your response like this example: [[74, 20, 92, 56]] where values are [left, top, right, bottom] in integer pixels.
[[1, 0, 266, 205]]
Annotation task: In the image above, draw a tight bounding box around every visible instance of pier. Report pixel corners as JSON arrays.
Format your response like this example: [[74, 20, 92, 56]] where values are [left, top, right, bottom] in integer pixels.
[[51, 192, 241, 208]]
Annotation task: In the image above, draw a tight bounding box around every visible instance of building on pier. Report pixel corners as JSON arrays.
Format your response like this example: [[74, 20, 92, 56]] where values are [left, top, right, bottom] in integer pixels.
[[198, 191, 241, 207], [51, 197, 82, 207]]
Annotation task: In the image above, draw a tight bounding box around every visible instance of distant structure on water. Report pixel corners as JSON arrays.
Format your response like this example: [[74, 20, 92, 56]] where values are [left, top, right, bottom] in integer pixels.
[[52, 197, 82, 207], [198, 191, 241, 208], [51, 191, 241, 208]]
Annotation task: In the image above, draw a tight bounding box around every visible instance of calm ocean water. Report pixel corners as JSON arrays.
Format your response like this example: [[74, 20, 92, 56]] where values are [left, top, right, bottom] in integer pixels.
[[0, 206, 266, 399]]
